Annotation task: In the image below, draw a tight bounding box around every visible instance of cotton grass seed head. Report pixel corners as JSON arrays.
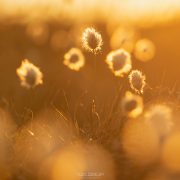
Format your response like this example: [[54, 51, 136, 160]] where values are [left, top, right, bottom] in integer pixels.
[[82, 27, 103, 54], [129, 70, 146, 94], [106, 49, 132, 77], [134, 38, 155, 62], [16, 59, 43, 89], [63, 48, 85, 71], [121, 91, 143, 118]]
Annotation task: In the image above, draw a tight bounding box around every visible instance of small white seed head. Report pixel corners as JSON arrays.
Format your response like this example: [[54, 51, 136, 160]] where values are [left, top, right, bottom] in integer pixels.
[[82, 27, 103, 54], [16, 59, 43, 89], [129, 70, 146, 94]]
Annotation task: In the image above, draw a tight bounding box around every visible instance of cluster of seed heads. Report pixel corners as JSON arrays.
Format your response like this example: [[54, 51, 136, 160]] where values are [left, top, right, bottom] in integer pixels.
[[16, 27, 148, 124], [110, 26, 155, 62]]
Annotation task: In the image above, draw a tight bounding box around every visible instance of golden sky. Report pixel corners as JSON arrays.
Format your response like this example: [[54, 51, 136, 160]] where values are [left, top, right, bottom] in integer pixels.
[[1, 0, 180, 26]]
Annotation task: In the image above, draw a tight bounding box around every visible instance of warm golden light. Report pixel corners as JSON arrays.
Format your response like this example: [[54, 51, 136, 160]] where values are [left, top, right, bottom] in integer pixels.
[[16, 59, 43, 89], [122, 117, 160, 166], [121, 91, 143, 118], [162, 132, 180, 172], [145, 104, 173, 138], [128, 70, 146, 94], [106, 49, 132, 77], [63, 48, 85, 71], [134, 38, 155, 62], [82, 27, 103, 54], [110, 27, 138, 53]]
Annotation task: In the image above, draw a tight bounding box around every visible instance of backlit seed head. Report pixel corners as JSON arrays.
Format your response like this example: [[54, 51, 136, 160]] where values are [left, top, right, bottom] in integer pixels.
[[106, 49, 132, 77], [145, 104, 173, 138], [134, 38, 155, 62], [82, 27, 103, 54], [16, 59, 43, 89], [128, 70, 146, 94], [121, 91, 143, 118], [63, 48, 85, 71]]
